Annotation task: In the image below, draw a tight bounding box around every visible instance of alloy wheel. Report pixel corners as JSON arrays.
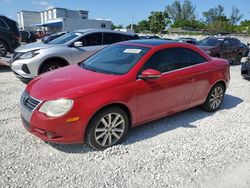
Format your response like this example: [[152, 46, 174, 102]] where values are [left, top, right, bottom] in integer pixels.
[[47, 65, 61, 71], [95, 113, 125, 147], [209, 87, 224, 110], [0, 43, 6, 56]]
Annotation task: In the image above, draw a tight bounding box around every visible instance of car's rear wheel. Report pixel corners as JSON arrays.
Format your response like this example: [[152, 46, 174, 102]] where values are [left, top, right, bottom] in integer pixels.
[[85, 107, 129, 150], [235, 53, 242, 65], [0, 41, 8, 57], [40, 61, 66, 73], [202, 83, 225, 112]]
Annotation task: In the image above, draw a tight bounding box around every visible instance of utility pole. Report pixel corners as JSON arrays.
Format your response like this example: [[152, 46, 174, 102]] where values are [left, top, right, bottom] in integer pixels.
[[131, 15, 134, 30]]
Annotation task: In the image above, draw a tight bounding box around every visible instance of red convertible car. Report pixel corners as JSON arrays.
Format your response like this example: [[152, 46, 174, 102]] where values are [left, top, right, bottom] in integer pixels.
[[20, 40, 230, 150]]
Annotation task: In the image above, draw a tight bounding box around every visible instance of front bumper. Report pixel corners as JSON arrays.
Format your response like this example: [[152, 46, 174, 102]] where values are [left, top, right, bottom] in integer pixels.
[[241, 61, 250, 79], [20, 92, 87, 144]]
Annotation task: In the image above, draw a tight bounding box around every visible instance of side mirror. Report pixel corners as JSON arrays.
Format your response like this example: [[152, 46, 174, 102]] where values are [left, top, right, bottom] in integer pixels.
[[247, 42, 250, 47], [74, 41, 83, 48], [138, 69, 162, 80]]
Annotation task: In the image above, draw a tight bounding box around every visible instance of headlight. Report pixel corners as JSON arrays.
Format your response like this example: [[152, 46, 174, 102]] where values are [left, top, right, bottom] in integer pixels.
[[39, 99, 73, 117], [205, 50, 211, 55], [19, 51, 39, 59]]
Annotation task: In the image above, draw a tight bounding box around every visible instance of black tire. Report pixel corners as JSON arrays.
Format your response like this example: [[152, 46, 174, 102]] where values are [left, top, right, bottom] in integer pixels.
[[0, 40, 8, 57], [202, 83, 225, 112], [235, 53, 242, 65], [85, 107, 129, 150], [40, 61, 66, 74]]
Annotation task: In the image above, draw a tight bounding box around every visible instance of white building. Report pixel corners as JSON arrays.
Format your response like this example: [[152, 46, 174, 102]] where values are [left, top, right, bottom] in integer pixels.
[[17, 11, 41, 31], [39, 8, 112, 32], [17, 7, 112, 32]]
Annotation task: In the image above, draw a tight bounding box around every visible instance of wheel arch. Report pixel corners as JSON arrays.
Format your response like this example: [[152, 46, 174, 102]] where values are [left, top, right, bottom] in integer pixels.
[[84, 103, 133, 139], [38, 56, 70, 74], [0, 38, 10, 52]]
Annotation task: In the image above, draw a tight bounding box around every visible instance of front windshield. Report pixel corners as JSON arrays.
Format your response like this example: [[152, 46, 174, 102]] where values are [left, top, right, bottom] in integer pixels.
[[48, 32, 82, 44], [81, 44, 150, 75], [198, 38, 223, 47]]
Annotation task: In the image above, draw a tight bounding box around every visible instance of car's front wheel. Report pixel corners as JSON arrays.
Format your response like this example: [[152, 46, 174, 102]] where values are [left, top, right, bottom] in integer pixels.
[[40, 61, 66, 73], [202, 83, 225, 112], [85, 107, 129, 150], [235, 53, 242, 65], [0, 41, 8, 57]]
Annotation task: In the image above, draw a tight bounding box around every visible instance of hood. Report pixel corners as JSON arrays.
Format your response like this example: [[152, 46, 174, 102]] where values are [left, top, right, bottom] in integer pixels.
[[26, 64, 127, 101], [15, 42, 56, 53], [198, 46, 217, 51]]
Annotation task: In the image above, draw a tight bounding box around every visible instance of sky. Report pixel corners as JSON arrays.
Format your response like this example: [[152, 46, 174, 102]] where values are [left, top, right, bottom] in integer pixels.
[[0, 0, 250, 26]]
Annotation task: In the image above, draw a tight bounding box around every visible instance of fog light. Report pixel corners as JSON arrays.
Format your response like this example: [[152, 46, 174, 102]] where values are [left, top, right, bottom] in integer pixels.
[[46, 131, 56, 139]]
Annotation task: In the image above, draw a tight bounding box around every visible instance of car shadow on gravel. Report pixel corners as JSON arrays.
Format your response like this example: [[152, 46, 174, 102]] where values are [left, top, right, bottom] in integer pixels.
[[49, 94, 243, 153]]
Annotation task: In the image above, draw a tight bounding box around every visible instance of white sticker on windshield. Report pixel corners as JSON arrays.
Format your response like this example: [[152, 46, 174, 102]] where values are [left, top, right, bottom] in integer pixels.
[[124, 49, 142, 54]]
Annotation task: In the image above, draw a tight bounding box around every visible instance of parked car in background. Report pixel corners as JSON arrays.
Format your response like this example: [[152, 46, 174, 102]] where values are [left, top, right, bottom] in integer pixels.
[[0, 15, 21, 57], [42, 31, 68, 44], [139, 35, 160, 39], [241, 56, 250, 79], [178, 37, 197, 45], [19, 40, 230, 150], [11, 29, 139, 83], [20, 31, 37, 44], [198, 36, 248, 65]]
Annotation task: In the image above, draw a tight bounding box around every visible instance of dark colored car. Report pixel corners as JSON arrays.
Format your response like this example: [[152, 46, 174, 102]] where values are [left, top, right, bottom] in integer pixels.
[[0, 15, 21, 57], [178, 37, 197, 45], [20, 31, 37, 43], [42, 31, 68, 44], [198, 37, 249, 65], [139, 35, 160, 39], [241, 56, 250, 79]]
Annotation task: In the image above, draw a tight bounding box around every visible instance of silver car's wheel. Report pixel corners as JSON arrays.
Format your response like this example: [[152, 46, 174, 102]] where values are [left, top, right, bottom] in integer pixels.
[[0, 41, 7, 57], [85, 107, 129, 150], [202, 83, 225, 112], [47, 65, 61, 71], [40, 61, 66, 74], [95, 113, 125, 147]]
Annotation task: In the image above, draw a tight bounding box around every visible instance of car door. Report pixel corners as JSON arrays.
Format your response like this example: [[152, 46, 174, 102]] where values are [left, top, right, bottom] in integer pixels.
[[221, 39, 234, 60], [136, 47, 196, 123], [70, 32, 106, 64]]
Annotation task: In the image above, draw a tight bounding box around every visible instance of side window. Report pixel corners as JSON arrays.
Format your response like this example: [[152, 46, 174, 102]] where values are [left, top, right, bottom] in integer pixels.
[[79, 33, 102, 46], [141, 48, 189, 73], [228, 39, 235, 46], [223, 40, 230, 47], [122, 35, 136, 41], [188, 50, 206, 65], [0, 18, 8, 29], [103, 33, 123, 44]]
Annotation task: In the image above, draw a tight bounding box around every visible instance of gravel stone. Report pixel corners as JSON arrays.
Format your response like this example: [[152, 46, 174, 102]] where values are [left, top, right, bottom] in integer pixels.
[[0, 65, 249, 187]]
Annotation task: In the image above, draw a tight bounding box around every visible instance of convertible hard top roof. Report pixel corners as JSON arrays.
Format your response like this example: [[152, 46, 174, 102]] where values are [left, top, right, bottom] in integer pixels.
[[123, 39, 182, 46]]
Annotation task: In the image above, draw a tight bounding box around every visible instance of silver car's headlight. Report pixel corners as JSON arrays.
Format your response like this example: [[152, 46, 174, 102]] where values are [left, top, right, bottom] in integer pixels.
[[19, 51, 39, 59], [205, 50, 211, 55], [39, 99, 73, 117]]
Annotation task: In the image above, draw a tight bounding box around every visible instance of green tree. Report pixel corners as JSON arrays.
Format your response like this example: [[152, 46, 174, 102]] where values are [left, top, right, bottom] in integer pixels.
[[112, 24, 123, 30], [148, 11, 170, 33], [203, 5, 225, 24], [137, 20, 150, 32], [165, 0, 198, 29], [230, 6, 243, 25]]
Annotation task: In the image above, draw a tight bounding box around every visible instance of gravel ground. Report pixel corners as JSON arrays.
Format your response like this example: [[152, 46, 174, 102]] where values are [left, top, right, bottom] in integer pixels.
[[0, 64, 250, 188]]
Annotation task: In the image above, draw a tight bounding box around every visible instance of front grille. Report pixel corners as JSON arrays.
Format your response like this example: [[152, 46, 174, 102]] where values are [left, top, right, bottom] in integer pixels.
[[21, 91, 41, 111]]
